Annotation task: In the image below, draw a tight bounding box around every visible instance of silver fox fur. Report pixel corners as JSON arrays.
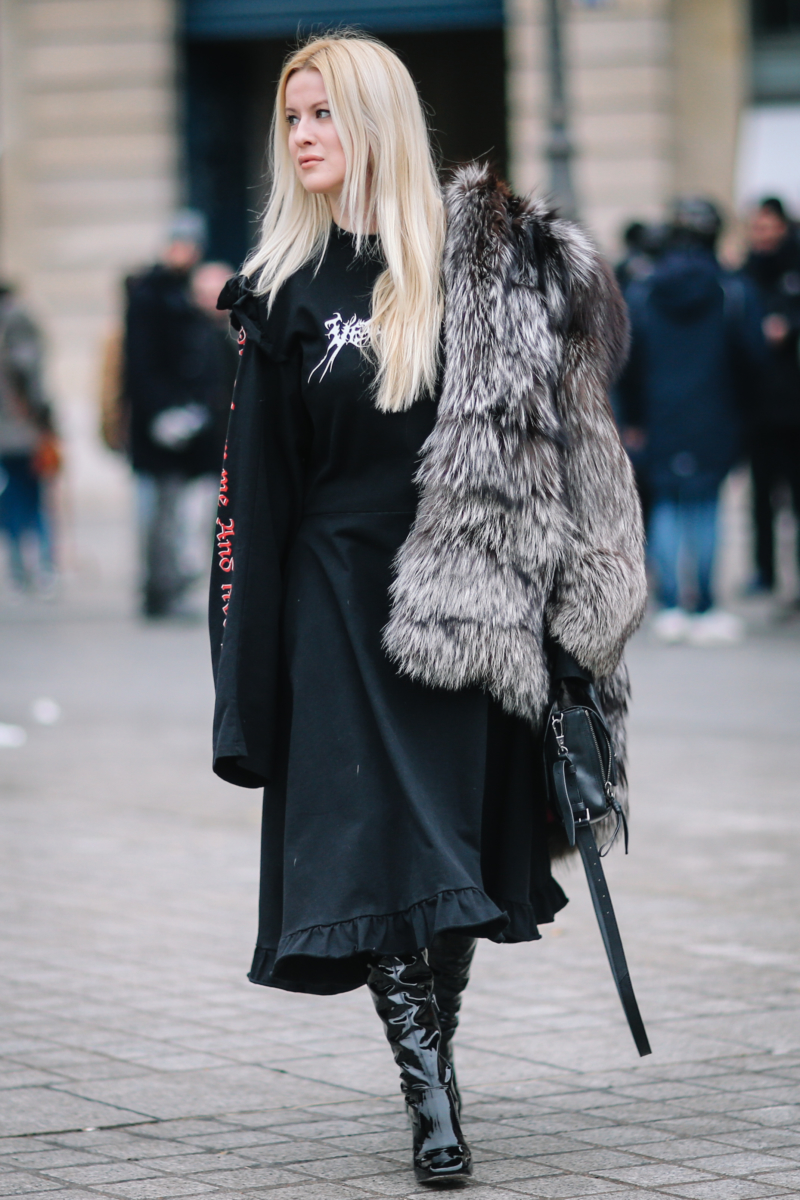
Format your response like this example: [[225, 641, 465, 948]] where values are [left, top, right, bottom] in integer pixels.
[[383, 165, 647, 852]]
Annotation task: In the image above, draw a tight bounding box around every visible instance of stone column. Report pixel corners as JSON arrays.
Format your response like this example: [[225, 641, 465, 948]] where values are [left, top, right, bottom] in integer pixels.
[[507, 0, 674, 251], [673, 0, 748, 208], [0, 0, 179, 509]]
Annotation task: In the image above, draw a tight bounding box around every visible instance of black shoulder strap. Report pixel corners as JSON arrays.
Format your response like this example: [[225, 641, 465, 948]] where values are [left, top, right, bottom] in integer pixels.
[[551, 645, 593, 683], [575, 822, 652, 1057]]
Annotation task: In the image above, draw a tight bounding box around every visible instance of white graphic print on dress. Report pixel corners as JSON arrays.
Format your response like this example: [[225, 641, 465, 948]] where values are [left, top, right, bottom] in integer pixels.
[[309, 312, 370, 381]]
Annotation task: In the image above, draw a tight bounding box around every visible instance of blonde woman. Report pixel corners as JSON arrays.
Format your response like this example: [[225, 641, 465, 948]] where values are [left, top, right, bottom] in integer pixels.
[[210, 33, 646, 1185]]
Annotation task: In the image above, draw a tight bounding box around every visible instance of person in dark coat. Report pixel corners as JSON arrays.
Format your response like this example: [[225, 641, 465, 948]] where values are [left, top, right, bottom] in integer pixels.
[[209, 34, 646, 1186], [613, 221, 669, 530], [124, 213, 233, 616], [618, 197, 766, 645], [742, 197, 800, 596]]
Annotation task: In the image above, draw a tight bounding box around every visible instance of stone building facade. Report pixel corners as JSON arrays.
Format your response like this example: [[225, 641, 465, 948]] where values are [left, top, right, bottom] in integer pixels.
[[0, 0, 791, 506], [508, 0, 748, 249], [0, 0, 177, 505]]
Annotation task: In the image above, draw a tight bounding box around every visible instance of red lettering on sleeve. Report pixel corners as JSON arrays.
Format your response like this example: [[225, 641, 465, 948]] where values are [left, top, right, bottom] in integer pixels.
[[218, 466, 229, 508], [216, 517, 235, 576], [221, 580, 233, 624]]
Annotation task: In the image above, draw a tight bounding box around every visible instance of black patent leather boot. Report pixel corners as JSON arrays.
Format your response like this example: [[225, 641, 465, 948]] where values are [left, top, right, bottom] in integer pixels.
[[366, 953, 472, 1185], [428, 933, 477, 1115]]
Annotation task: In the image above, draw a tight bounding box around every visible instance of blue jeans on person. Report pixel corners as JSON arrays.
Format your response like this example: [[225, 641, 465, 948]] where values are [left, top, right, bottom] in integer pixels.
[[0, 454, 52, 585], [649, 497, 718, 613]]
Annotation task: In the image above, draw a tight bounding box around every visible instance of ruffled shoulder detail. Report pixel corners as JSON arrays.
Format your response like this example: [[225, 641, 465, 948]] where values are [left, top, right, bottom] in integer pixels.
[[216, 274, 289, 362]]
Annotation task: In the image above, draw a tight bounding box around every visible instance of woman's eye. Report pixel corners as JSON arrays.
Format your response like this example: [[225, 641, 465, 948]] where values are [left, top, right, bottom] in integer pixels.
[[316, 108, 330, 119], [287, 114, 299, 126]]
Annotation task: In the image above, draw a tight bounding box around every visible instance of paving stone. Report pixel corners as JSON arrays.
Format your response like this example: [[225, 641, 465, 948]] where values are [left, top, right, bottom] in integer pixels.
[[0, 1177, 63, 1195], [687, 1151, 800, 1175], [665, 1180, 794, 1198], [231, 1185, 371, 1200], [0, 1090, 148, 1138], [528, 1150, 649, 1172], [576, 1126, 678, 1148], [0, 1152, 102, 1170], [181, 1165, 313, 1188], [600, 1194, 704, 1200], [236, 1141, 348, 1166], [628, 1136, 750, 1159], [711, 1130, 800, 1152], [99, 1182, 218, 1198], [0, 1192, 100, 1200], [597, 1162, 716, 1185], [42, 1164, 161, 1184], [131, 1152, 256, 1173], [292, 1155, 407, 1180], [502, 1174, 630, 1195]]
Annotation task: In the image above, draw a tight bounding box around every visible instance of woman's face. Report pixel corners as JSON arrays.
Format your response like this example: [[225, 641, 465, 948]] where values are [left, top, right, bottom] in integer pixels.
[[285, 68, 347, 207]]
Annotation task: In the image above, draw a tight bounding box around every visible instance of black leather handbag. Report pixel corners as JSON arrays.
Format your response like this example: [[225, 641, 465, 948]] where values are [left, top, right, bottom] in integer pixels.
[[544, 648, 652, 1057]]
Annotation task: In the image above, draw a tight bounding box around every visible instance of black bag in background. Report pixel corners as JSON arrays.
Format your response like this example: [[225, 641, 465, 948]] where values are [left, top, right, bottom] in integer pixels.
[[544, 647, 652, 1057]]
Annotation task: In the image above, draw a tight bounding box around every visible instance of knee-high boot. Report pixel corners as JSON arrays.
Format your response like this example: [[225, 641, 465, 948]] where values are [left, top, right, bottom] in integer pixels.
[[429, 932, 477, 1113], [366, 953, 472, 1185]]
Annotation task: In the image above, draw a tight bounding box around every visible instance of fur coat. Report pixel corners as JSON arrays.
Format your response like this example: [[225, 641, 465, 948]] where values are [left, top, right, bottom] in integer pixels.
[[384, 164, 647, 812]]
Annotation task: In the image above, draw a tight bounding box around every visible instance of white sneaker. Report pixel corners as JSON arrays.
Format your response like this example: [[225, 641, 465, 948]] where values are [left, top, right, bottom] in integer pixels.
[[687, 609, 744, 646], [652, 608, 692, 643]]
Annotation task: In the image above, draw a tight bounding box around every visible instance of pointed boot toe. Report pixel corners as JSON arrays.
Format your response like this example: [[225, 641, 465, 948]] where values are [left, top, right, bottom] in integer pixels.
[[414, 1142, 473, 1185]]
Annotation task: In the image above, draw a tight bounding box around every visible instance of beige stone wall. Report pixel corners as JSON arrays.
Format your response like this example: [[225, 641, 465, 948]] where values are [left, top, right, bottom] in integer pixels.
[[506, 0, 673, 250], [673, 0, 748, 208], [0, 0, 179, 507], [506, 0, 746, 253]]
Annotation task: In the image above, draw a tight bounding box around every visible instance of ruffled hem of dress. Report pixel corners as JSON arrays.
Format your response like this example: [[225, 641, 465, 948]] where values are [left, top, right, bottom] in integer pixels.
[[248, 881, 568, 995], [493, 877, 569, 943]]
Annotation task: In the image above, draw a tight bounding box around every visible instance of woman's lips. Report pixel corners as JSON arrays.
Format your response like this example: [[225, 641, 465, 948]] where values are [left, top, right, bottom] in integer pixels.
[[299, 156, 323, 168]]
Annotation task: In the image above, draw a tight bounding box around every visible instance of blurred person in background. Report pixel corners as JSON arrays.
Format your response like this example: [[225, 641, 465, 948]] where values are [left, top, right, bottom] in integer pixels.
[[614, 220, 668, 530], [741, 198, 800, 599], [618, 197, 766, 645], [182, 260, 240, 587], [0, 283, 60, 595], [124, 211, 233, 618], [615, 219, 668, 292]]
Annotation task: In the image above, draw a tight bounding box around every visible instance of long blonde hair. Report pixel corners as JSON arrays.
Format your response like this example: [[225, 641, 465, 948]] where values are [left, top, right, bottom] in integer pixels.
[[243, 34, 445, 412]]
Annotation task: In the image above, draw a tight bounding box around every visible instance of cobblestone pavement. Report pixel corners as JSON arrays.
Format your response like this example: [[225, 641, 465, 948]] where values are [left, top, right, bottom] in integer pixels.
[[2, 557, 800, 1199]]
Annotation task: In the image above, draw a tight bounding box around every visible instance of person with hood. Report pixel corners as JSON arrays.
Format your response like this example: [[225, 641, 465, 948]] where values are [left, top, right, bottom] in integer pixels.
[[742, 197, 800, 597], [618, 197, 766, 644], [209, 33, 646, 1186]]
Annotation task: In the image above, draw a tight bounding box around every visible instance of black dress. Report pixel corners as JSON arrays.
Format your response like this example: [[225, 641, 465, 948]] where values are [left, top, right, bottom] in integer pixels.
[[217, 227, 567, 996]]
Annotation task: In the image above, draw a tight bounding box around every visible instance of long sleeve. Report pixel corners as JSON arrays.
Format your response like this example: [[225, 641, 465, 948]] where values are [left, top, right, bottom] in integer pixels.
[[209, 294, 308, 788], [545, 234, 648, 680]]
